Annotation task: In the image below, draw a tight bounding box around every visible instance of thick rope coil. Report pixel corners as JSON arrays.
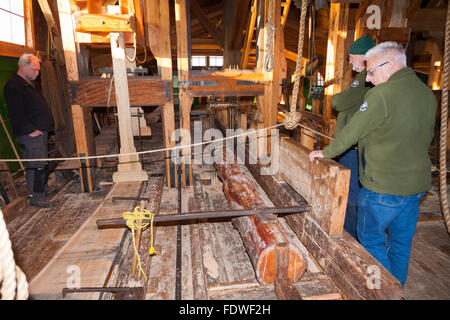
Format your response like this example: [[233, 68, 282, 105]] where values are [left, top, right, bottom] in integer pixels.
[[122, 206, 157, 280], [0, 208, 28, 300], [283, 0, 308, 130], [440, 0, 450, 234]]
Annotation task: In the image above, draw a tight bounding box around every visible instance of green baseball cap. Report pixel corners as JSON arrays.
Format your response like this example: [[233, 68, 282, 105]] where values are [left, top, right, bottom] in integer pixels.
[[348, 35, 375, 55]]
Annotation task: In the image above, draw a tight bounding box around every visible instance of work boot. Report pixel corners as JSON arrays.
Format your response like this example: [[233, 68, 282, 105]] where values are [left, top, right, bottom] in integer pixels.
[[29, 194, 53, 208], [30, 168, 53, 208]]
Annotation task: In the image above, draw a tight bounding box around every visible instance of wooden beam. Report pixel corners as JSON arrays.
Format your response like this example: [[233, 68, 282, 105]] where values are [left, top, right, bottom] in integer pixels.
[[71, 105, 96, 192], [241, 0, 258, 69], [406, 0, 422, 20], [37, 0, 59, 35], [75, 14, 134, 33], [323, 2, 349, 143], [190, 0, 225, 48], [407, 8, 447, 32], [145, 0, 177, 188], [56, 0, 79, 81], [68, 77, 167, 107], [87, 0, 102, 13], [280, 0, 291, 28], [279, 137, 350, 236], [175, 0, 193, 187]]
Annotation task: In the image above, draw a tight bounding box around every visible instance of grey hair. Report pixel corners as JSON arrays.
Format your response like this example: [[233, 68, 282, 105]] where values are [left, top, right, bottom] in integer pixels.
[[18, 53, 40, 66], [364, 41, 407, 68]]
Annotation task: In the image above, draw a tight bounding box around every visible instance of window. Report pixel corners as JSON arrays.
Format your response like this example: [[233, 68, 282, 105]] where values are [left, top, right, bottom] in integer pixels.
[[192, 56, 207, 67], [0, 0, 25, 46], [209, 56, 223, 67]]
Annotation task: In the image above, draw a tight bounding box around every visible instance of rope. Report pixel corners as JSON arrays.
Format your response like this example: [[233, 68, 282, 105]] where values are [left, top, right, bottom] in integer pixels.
[[122, 206, 157, 281], [283, 0, 308, 130], [440, 1, 450, 234], [0, 209, 28, 300], [0, 124, 284, 163]]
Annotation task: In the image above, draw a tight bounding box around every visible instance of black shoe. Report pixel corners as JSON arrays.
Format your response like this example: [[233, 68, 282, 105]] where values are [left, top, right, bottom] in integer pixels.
[[30, 199, 53, 208]]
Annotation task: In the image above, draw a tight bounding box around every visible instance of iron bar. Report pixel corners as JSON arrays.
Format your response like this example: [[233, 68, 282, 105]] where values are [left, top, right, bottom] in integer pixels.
[[96, 205, 311, 229]]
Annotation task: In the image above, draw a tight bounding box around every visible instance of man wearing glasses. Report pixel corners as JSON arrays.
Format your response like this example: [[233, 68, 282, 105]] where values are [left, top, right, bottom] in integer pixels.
[[331, 35, 375, 240], [4, 54, 55, 208], [309, 42, 436, 287]]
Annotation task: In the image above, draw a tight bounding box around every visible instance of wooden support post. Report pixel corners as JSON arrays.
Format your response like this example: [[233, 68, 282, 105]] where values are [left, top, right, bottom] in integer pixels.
[[110, 32, 148, 183], [71, 105, 96, 192], [323, 2, 349, 146], [145, 0, 177, 188], [56, 0, 79, 81], [175, 0, 193, 188]]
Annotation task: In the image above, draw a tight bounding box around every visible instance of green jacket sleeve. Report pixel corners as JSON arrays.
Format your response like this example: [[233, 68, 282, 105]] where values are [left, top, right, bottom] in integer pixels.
[[332, 70, 368, 112], [323, 89, 387, 158]]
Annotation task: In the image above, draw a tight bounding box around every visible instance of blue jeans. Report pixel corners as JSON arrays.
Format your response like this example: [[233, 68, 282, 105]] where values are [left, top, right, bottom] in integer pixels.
[[338, 148, 360, 240], [357, 187, 425, 286]]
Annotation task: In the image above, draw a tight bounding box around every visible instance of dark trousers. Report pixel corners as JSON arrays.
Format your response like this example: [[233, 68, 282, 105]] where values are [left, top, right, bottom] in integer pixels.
[[338, 148, 360, 240], [16, 132, 49, 199]]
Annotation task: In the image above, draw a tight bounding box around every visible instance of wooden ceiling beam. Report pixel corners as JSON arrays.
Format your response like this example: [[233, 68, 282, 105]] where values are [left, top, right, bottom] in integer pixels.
[[190, 0, 225, 48]]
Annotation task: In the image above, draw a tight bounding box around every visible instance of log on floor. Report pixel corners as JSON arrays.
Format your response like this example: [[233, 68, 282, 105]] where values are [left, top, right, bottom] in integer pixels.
[[214, 154, 305, 286]]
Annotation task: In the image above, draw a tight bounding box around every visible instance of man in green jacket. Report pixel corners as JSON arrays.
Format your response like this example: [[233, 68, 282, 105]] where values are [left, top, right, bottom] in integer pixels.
[[332, 35, 375, 240], [309, 41, 436, 286]]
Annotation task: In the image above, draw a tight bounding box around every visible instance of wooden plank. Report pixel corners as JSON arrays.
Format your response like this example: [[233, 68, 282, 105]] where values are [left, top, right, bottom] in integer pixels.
[[279, 137, 349, 236], [28, 182, 142, 299], [75, 14, 134, 33], [69, 77, 166, 107]]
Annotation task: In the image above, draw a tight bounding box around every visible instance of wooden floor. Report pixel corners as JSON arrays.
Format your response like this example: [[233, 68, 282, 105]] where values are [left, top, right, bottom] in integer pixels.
[[3, 119, 450, 300]]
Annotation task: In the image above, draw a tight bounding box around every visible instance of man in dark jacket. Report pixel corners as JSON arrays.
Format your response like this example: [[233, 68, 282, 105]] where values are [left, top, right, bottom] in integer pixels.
[[309, 42, 436, 286], [4, 54, 55, 208], [332, 35, 375, 240]]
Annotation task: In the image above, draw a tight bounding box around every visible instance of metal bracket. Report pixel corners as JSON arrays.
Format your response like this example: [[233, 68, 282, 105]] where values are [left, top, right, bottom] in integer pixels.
[[178, 81, 217, 86]]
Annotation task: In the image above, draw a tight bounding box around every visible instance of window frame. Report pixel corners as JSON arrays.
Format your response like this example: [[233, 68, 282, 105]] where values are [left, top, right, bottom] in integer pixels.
[[0, 0, 34, 58]]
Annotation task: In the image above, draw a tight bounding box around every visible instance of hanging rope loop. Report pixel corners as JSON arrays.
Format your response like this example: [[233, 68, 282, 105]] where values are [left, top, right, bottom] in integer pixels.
[[439, 0, 450, 234], [283, 0, 308, 130]]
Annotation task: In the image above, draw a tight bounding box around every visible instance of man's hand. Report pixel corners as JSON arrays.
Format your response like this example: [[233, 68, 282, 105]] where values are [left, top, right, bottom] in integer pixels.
[[28, 130, 43, 137], [309, 150, 324, 162]]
